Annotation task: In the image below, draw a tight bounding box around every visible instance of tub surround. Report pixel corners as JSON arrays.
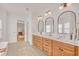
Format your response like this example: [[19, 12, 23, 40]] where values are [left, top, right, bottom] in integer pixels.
[[32, 33, 79, 56], [0, 42, 8, 56]]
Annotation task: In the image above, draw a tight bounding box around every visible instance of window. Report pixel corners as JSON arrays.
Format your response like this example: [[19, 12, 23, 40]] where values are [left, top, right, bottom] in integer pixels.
[[64, 22, 70, 33], [45, 17, 54, 34], [46, 25, 51, 32], [58, 24, 63, 33], [0, 20, 2, 39]]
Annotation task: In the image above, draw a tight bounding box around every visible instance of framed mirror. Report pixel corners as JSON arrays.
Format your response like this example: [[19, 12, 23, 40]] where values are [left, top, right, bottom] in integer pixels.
[[45, 17, 54, 35], [38, 20, 44, 34], [76, 23, 79, 40], [57, 11, 76, 39]]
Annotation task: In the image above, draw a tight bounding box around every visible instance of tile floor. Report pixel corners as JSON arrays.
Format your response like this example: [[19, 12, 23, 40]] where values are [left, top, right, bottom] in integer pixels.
[[7, 42, 46, 56]]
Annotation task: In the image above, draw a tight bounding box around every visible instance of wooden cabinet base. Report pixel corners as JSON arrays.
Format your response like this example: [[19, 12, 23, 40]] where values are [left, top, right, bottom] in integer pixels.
[[32, 35, 43, 50], [32, 34, 76, 56], [53, 40, 75, 56], [75, 46, 79, 56], [42, 38, 53, 56]]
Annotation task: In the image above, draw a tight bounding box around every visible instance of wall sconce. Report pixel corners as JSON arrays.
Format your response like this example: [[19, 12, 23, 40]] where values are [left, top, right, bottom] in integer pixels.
[[44, 10, 52, 16], [37, 16, 43, 21], [59, 3, 72, 10]]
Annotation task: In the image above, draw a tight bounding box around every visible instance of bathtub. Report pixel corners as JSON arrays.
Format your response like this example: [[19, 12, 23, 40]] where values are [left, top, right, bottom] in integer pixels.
[[0, 42, 8, 56]]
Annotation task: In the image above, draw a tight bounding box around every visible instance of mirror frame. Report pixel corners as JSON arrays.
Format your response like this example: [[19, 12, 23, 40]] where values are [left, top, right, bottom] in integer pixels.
[[45, 17, 54, 35], [38, 20, 44, 34], [57, 11, 76, 39]]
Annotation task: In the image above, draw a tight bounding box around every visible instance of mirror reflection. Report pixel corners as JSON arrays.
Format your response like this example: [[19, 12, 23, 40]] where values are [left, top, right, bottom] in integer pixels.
[[58, 11, 76, 40], [38, 20, 44, 34], [45, 17, 54, 35]]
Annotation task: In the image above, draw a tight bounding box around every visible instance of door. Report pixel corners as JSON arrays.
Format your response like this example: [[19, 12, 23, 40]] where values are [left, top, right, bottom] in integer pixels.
[[53, 45, 61, 56], [0, 19, 2, 41]]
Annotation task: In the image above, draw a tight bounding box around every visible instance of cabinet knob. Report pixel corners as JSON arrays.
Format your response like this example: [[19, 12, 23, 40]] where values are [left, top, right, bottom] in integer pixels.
[[59, 48, 64, 56], [59, 48, 63, 51]]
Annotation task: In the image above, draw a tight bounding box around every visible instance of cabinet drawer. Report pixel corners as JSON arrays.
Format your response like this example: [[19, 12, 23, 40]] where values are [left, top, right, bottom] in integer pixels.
[[43, 44, 49, 47], [43, 46, 49, 51], [43, 47, 49, 54], [43, 39, 52, 45], [62, 48, 75, 56], [42, 37, 53, 55], [53, 40, 75, 56], [53, 40, 75, 52], [37, 39, 42, 43]]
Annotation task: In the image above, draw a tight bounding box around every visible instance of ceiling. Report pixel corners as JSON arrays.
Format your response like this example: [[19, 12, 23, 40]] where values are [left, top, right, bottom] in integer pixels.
[[0, 3, 79, 16], [0, 3, 60, 14]]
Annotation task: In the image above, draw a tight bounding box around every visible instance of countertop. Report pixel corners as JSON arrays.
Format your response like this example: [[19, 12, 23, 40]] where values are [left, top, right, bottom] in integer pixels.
[[32, 33, 79, 46]]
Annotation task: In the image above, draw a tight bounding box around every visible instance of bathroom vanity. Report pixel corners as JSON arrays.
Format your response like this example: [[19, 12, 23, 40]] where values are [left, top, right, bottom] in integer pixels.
[[33, 11, 79, 56], [32, 34, 79, 56]]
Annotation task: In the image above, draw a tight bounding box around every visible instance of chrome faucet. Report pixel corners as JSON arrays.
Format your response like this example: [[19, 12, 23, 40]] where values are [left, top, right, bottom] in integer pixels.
[[70, 33, 72, 40]]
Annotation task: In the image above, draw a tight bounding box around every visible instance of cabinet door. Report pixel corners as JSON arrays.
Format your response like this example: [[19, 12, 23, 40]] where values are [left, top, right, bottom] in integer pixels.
[[32, 35, 38, 46], [53, 45, 75, 56], [32, 35, 43, 50], [42, 38, 52, 56], [32, 35, 35, 45], [36, 36, 42, 50], [53, 45, 61, 56], [53, 40, 61, 56], [53, 40, 75, 56], [77, 46, 79, 56]]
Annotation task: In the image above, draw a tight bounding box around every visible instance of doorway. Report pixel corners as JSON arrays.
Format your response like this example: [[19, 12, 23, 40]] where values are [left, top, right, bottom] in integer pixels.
[[17, 20, 25, 47]]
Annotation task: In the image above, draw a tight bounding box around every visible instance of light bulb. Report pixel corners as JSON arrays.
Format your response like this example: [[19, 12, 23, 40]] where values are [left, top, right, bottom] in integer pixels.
[[59, 5, 63, 10], [39, 16, 42, 19], [48, 11, 52, 15], [44, 13, 48, 16], [38, 16, 42, 21]]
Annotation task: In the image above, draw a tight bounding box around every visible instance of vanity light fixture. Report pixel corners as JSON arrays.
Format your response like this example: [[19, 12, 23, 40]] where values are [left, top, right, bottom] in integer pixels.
[[44, 13, 48, 16], [59, 5, 63, 10], [59, 3, 72, 10], [38, 16, 43, 21], [44, 10, 52, 16], [48, 10, 52, 15]]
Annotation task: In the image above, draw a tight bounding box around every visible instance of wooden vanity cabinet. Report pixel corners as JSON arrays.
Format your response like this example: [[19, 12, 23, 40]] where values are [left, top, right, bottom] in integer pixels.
[[32, 35, 36, 46], [42, 37, 53, 56], [52, 43, 61, 56], [75, 46, 79, 56], [77, 47, 79, 56], [53, 40, 75, 56], [32, 35, 43, 50], [32, 34, 76, 56]]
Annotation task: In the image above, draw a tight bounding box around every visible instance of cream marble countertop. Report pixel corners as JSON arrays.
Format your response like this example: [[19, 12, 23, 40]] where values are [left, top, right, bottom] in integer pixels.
[[32, 33, 79, 46]]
